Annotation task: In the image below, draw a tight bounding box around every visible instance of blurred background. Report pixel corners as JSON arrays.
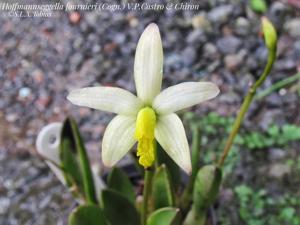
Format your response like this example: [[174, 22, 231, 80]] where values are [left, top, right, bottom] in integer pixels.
[[0, 0, 300, 224]]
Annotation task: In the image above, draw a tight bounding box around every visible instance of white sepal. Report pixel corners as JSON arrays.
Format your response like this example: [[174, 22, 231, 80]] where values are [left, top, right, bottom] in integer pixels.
[[134, 23, 163, 104], [155, 114, 192, 174], [67, 87, 143, 116], [153, 82, 220, 114], [102, 115, 136, 167]]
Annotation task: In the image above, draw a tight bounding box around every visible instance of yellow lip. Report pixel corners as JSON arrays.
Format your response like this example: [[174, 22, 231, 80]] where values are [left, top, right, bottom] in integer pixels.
[[135, 107, 156, 168]]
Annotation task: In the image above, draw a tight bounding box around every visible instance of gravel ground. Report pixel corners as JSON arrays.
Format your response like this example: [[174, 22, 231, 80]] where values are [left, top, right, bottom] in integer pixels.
[[0, 0, 300, 224]]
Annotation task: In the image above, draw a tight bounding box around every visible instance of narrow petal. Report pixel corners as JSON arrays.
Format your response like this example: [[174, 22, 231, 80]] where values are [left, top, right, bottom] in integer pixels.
[[67, 87, 143, 116], [153, 82, 220, 114], [155, 114, 192, 174], [134, 23, 163, 104], [102, 115, 136, 167]]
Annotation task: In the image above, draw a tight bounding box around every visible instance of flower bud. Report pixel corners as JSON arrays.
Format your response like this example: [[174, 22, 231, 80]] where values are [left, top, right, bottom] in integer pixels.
[[193, 165, 222, 211], [261, 17, 277, 51]]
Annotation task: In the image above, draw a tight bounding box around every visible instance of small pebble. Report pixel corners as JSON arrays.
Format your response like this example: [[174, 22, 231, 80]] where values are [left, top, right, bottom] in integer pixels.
[[69, 12, 81, 24], [208, 5, 233, 23], [284, 18, 300, 38], [18, 87, 31, 98], [235, 17, 250, 36], [217, 36, 242, 54]]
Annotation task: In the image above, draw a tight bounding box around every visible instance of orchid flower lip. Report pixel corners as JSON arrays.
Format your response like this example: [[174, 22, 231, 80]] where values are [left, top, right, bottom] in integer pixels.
[[67, 22, 220, 174], [135, 107, 156, 168]]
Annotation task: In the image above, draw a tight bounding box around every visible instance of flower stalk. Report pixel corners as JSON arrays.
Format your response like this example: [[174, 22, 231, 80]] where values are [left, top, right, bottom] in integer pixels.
[[218, 17, 277, 167], [141, 168, 153, 225]]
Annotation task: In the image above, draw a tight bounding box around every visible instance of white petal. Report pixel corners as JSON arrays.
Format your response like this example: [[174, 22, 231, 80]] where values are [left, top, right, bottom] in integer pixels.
[[102, 115, 136, 167], [155, 114, 192, 174], [153, 82, 220, 114], [134, 23, 163, 104], [36, 123, 66, 185], [67, 87, 143, 116]]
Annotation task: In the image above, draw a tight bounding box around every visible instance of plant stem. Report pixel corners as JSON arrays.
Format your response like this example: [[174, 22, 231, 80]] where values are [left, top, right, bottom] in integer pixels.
[[141, 168, 153, 225], [255, 72, 300, 100], [218, 48, 276, 167], [191, 125, 201, 175]]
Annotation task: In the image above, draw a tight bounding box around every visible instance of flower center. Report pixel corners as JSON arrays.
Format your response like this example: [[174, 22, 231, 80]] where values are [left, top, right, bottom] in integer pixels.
[[135, 107, 156, 168]]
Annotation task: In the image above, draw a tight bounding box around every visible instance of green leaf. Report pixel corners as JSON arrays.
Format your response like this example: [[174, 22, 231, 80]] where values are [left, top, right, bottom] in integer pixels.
[[280, 207, 295, 221], [60, 117, 97, 204], [156, 144, 180, 190], [147, 207, 179, 225], [102, 189, 140, 225], [60, 122, 83, 191], [68, 205, 107, 225], [250, 0, 267, 13], [193, 165, 222, 211], [152, 165, 175, 209], [267, 125, 280, 138], [235, 185, 253, 203], [282, 125, 300, 141], [107, 167, 135, 204]]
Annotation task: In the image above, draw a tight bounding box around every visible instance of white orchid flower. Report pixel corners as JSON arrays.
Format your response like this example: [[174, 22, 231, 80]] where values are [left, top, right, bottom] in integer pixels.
[[36, 123, 105, 200], [67, 23, 220, 174]]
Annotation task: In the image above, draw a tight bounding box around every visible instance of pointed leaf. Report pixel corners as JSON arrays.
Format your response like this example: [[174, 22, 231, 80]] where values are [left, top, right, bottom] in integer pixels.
[[107, 167, 135, 203], [102, 189, 140, 225], [68, 205, 107, 225], [152, 165, 175, 209], [147, 207, 180, 225], [60, 119, 84, 193], [60, 117, 97, 204]]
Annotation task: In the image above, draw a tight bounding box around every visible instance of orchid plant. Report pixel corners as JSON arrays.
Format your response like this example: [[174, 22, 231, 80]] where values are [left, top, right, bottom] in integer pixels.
[[36, 17, 277, 225]]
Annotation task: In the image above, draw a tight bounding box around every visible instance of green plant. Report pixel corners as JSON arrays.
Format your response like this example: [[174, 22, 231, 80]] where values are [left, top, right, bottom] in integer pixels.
[[35, 18, 282, 225], [190, 112, 300, 150], [234, 185, 300, 225]]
